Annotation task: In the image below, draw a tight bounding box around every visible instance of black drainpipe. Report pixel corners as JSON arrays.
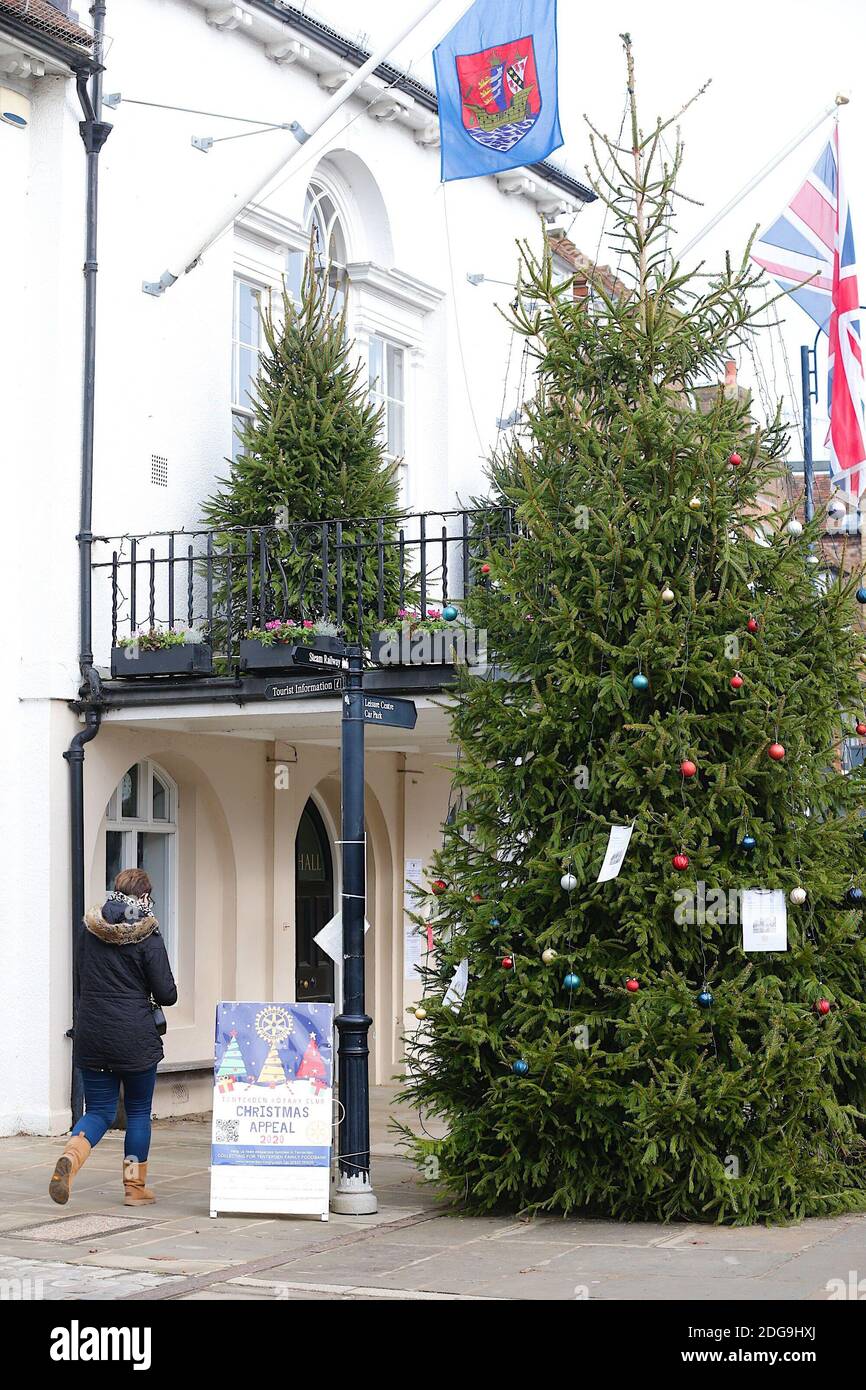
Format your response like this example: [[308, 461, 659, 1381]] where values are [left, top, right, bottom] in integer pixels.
[[64, 0, 111, 1123]]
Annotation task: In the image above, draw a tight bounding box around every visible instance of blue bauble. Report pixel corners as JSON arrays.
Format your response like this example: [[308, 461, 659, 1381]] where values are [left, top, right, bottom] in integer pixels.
[[490, 918, 501, 927], [563, 972, 581, 990], [697, 989, 714, 1009], [632, 673, 649, 690], [740, 835, 756, 851], [857, 588, 866, 604], [512, 1059, 529, 1076], [442, 605, 459, 621], [846, 886, 864, 905]]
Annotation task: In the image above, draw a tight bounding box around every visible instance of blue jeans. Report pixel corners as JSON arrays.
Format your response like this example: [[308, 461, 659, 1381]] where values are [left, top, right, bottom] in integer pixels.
[[72, 1067, 158, 1161]]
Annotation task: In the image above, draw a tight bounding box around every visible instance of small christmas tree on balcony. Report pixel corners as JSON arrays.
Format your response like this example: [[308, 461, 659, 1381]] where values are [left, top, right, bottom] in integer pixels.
[[400, 38, 866, 1225], [203, 245, 405, 647]]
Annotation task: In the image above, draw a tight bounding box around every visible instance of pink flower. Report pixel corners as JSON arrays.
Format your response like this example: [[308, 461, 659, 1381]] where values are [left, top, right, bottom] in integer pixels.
[[265, 620, 281, 630], [426, 608, 441, 619], [303, 620, 314, 629]]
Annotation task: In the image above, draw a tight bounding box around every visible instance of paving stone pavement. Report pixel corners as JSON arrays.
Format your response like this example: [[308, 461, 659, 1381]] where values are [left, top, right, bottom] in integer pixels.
[[0, 1102, 864, 1301]]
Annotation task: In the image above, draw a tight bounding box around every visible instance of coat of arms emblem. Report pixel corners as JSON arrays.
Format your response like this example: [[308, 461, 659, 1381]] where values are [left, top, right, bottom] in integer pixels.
[[456, 35, 542, 154]]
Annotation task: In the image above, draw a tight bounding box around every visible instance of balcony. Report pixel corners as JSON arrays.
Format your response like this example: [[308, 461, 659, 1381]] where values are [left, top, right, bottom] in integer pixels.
[[91, 507, 513, 703]]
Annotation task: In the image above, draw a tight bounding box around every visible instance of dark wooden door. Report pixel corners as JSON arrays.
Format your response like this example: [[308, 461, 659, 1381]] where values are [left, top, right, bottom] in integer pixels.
[[295, 801, 335, 1003]]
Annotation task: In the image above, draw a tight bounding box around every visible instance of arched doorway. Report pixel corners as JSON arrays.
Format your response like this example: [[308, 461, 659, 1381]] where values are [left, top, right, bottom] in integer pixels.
[[294, 799, 335, 1002]]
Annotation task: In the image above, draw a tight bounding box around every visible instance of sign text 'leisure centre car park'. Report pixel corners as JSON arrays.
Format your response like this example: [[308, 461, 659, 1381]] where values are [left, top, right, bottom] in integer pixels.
[[345, 693, 418, 729]]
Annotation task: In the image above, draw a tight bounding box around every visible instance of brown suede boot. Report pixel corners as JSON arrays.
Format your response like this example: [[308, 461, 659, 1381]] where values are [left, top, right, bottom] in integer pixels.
[[49, 1134, 91, 1205], [122, 1157, 156, 1205]]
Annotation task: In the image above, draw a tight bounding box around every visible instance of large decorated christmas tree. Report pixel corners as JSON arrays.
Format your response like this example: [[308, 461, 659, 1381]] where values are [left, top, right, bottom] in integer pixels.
[[402, 42, 866, 1225]]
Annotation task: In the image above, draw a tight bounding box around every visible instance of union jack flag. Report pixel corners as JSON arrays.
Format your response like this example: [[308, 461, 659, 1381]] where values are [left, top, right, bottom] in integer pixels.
[[752, 129, 866, 498]]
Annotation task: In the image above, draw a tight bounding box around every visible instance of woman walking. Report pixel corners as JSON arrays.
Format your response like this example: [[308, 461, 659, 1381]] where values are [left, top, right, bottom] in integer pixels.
[[49, 868, 177, 1207]]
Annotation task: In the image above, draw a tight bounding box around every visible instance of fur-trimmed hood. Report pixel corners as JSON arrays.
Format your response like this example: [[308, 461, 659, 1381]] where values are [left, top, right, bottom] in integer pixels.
[[84, 907, 160, 945]]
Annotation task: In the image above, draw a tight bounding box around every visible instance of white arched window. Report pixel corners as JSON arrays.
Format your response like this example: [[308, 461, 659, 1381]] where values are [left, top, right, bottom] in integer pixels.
[[286, 176, 349, 317], [105, 761, 177, 968]]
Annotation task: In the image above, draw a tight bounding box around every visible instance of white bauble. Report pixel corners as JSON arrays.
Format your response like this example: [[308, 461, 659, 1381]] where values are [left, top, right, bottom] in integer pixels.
[[541, 948, 558, 965], [789, 887, 807, 905], [661, 586, 675, 603], [828, 498, 846, 519], [560, 872, 577, 892], [786, 519, 803, 536], [414, 1006, 427, 1020], [688, 496, 702, 511]]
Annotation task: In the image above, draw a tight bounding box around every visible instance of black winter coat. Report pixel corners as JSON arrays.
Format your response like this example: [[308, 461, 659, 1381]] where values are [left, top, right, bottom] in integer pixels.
[[73, 908, 178, 1072]]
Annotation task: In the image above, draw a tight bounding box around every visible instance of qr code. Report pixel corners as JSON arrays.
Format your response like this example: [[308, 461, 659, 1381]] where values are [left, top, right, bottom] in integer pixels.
[[215, 1118, 239, 1143]]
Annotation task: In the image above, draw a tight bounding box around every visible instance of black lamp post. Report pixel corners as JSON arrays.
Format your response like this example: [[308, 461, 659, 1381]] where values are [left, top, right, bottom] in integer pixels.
[[800, 307, 866, 521], [331, 645, 377, 1214]]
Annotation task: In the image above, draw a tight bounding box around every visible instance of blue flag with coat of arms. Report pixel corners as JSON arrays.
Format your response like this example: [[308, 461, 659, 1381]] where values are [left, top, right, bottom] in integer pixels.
[[433, 0, 563, 183]]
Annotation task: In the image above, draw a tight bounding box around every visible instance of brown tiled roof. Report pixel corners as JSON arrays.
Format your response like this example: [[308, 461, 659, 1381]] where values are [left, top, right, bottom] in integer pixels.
[[547, 234, 627, 302], [0, 0, 93, 51]]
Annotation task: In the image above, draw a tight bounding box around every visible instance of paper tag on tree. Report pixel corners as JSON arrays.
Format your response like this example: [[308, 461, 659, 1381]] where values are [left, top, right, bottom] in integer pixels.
[[741, 890, 788, 952], [443, 958, 469, 1012], [596, 822, 635, 883]]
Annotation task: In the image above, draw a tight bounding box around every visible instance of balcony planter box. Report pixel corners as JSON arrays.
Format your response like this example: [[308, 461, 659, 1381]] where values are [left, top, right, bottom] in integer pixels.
[[370, 628, 473, 667], [239, 634, 346, 672], [111, 644, 213, 678]]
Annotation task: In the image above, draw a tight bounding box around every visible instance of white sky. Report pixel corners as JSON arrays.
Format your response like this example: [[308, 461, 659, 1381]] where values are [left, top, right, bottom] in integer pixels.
[[312, 0, 866, 461]]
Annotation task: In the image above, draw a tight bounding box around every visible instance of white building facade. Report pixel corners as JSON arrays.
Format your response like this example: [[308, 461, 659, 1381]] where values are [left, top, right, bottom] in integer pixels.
[[0, 0, 592, 1135]]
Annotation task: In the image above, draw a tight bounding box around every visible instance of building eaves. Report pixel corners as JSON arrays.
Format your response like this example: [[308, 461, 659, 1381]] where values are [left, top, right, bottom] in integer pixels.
[[248, 0, 596, 205]]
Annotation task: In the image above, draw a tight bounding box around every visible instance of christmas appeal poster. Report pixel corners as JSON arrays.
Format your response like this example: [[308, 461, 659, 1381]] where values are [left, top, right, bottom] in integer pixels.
[[209, 1001, 334, 1217]]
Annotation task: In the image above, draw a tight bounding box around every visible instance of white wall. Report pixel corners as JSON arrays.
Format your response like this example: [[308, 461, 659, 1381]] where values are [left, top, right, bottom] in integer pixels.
[[88, 0, 554, 535], [0, 0, 572, 1134]]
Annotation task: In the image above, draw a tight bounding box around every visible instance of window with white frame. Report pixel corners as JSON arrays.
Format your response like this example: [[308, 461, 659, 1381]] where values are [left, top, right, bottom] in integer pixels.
[[286, 178, 350, 314], [368, 335, 406, 469], [231, 276, 266, 462], [105, 761, 177, 969]]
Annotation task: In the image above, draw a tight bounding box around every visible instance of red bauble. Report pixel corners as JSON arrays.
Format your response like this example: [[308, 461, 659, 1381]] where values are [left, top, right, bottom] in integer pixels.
[[816, 999, 831, 1016], [856, 722, 866, 737], [481, 563, 491, 575], [730, 673, 744, 690], [680, 759, 697, 779], [501, 956, 514, 970], [431, 878, 447, 895], [746, 617, 759, 634], [728, 451, 743, 467], [471, 893, 483, 903], [626, 978, 640, 993], [767, 742, 786, 762], [672, 853, 690, 871]]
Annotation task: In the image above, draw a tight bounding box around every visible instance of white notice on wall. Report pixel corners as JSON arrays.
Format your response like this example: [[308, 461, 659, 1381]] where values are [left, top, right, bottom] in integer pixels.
[[596, 823, 635, 883], [404, 858, 424, 980], [741, 889, 788, 952]]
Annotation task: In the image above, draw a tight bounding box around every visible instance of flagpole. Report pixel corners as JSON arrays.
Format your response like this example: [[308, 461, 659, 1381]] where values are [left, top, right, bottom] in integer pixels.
[[142, 0, 471, 295], [800, 344, 815, 523], [679, 95, 848, 259]]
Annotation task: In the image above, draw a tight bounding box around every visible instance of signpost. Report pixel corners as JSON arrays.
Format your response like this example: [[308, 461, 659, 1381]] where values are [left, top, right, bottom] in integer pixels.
[[331, 646, 416, 1215], [359, 694, 418, 729], [290, 645, 349, 673], [264, 675, 345, 700]]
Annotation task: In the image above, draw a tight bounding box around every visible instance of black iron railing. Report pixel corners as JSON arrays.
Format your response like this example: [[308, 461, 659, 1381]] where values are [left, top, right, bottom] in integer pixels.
[[91, 507, 514, 671]]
